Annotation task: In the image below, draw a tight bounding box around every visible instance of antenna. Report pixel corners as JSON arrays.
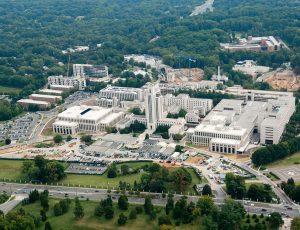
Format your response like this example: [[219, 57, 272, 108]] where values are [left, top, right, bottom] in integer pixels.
[[67, 53, 71, 77]]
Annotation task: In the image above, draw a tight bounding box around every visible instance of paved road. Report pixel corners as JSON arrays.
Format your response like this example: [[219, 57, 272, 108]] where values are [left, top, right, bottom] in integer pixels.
[[0, 195, 26, 214], [1, 183, 299, 218]]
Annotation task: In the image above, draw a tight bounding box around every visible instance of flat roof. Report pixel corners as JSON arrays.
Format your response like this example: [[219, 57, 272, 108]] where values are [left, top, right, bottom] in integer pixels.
[[30, 94, 62, 99], [17, 99, 50, 105], [39, 89, 63, 94], [50, 85, 73, 89], [100, 112, 123, 124], [195, 123, 247, 136], [58, 106, 112, 121]]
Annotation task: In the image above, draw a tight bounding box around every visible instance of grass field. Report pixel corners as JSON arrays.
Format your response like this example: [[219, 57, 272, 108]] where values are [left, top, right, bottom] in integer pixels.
[[0, 160, 202, 194], [267, 152, 300, 168], [17, 198, 203, 230], [0, 86, 21, 94], [16, 198, 271, 230]]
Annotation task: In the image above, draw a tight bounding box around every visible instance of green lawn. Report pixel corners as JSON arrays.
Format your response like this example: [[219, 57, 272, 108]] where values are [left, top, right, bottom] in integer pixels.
[[267, 151, 300, 168], [15, 198, 272, 230], [0, 159, 25, 181], [16, 198, 203, 230], [0, 86, 21, 94], [0, 160, 202, 194]]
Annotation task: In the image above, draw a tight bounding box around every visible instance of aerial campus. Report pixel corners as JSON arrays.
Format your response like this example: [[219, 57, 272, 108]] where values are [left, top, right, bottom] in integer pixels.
[[1, 0, 300, 230]]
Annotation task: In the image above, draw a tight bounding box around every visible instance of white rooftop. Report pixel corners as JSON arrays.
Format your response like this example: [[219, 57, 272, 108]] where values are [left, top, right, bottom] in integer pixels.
[[58, 106, 112, 121], [17, 99, 50, 105]]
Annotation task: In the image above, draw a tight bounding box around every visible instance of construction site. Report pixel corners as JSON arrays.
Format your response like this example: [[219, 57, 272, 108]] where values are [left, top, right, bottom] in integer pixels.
[[263, 70, 300, 91]]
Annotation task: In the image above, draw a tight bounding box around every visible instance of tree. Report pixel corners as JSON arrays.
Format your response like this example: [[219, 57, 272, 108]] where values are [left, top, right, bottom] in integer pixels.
[[5, 138, 11, 145], [202, 184, 212, 196], [74, 197, 84, 219], [40, 209, 47, 222], [291, 217, 300, 230], [53, 203, 62, 216], [66, 135, 72, 142], [225, 173, 246, 199], [165, 197, 174, 215], [145, 133, 150, 140], [44, 221, 52, 230], [144, 196, 153, 215], [129, 209, 137, 219], [121, 164, 130, 175], [269, 212, 284, 229], [158, 215, 172, 226], [29, 189, 40, 203], [175, 145, 184, 153], [218, 199, 246, 230], [197, 196, 216, 216], [118, 195, 129, 210], [53, 134, 63, 143], [171, 168, 192, 193], [40, 190, 49, 211], [107, 167, 117, 178], [118, 213, 127, 226]]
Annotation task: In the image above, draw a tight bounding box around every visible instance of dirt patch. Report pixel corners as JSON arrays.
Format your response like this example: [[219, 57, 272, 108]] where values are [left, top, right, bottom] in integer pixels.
[[186, 156, 206, 164], [158, 162, 181, 168], [167, 68, 204, 84], [264, 70, 300, 91], [226, 154, 250, 163]]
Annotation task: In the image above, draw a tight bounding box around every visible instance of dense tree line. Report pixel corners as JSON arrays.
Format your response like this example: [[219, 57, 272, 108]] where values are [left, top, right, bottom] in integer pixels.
[[0, 101, 23, 121], [281, 178, 300, 203], [22, 156, 66, 183], [251, 137, 300, 166], [119, 121, 146, 134], [225, 173, 274, 202]]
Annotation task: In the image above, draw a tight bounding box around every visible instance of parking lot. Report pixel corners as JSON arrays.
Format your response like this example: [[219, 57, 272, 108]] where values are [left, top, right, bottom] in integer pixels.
[[270, 166, 300, 182], [0, 113, 40, 142], [64, 91, 97, 105], [65, 162, 108, 175]]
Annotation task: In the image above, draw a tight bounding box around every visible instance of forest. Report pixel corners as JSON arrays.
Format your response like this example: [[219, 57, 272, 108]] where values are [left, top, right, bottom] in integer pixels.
[[1, 0, 300, 118]]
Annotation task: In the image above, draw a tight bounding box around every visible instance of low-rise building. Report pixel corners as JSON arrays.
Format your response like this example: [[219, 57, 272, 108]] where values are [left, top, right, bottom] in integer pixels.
[[53, 106, 124, 135], [168, 123, 185, 138], [17, 99, 50, 110], [233, 60, 270, 77], [39, 89, 64, 95], [29, 94, 62, 104]]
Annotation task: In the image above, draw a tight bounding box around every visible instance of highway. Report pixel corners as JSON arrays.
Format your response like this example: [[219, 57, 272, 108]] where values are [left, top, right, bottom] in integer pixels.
[[0, 182, 299, 219]]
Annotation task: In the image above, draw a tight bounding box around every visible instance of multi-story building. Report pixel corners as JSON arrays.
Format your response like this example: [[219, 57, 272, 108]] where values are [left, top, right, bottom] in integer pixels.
[[48, 75, 86, 90], [73, 64, 108, 78], [163, 94, 213, 116], [53, 106, 124, 135], [187, 97, 295, 154], [145, 84, 163, 130], [99, 85, 144, 102]]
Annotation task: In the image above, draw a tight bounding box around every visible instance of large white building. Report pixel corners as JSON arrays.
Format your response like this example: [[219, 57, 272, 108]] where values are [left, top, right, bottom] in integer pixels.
[[73, 64, 108, 78], [99, 85, 144, 102], [53, 106, 124, 135], [48, 75, 86, 90], [187, 97, 295, 154]]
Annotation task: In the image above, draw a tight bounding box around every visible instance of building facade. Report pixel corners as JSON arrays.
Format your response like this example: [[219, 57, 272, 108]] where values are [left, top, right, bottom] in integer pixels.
[[48, 76, 86, 90]]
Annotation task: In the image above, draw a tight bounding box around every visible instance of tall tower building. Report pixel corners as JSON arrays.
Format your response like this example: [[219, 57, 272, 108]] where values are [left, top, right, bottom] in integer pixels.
[[145, 84, 163, 130]]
